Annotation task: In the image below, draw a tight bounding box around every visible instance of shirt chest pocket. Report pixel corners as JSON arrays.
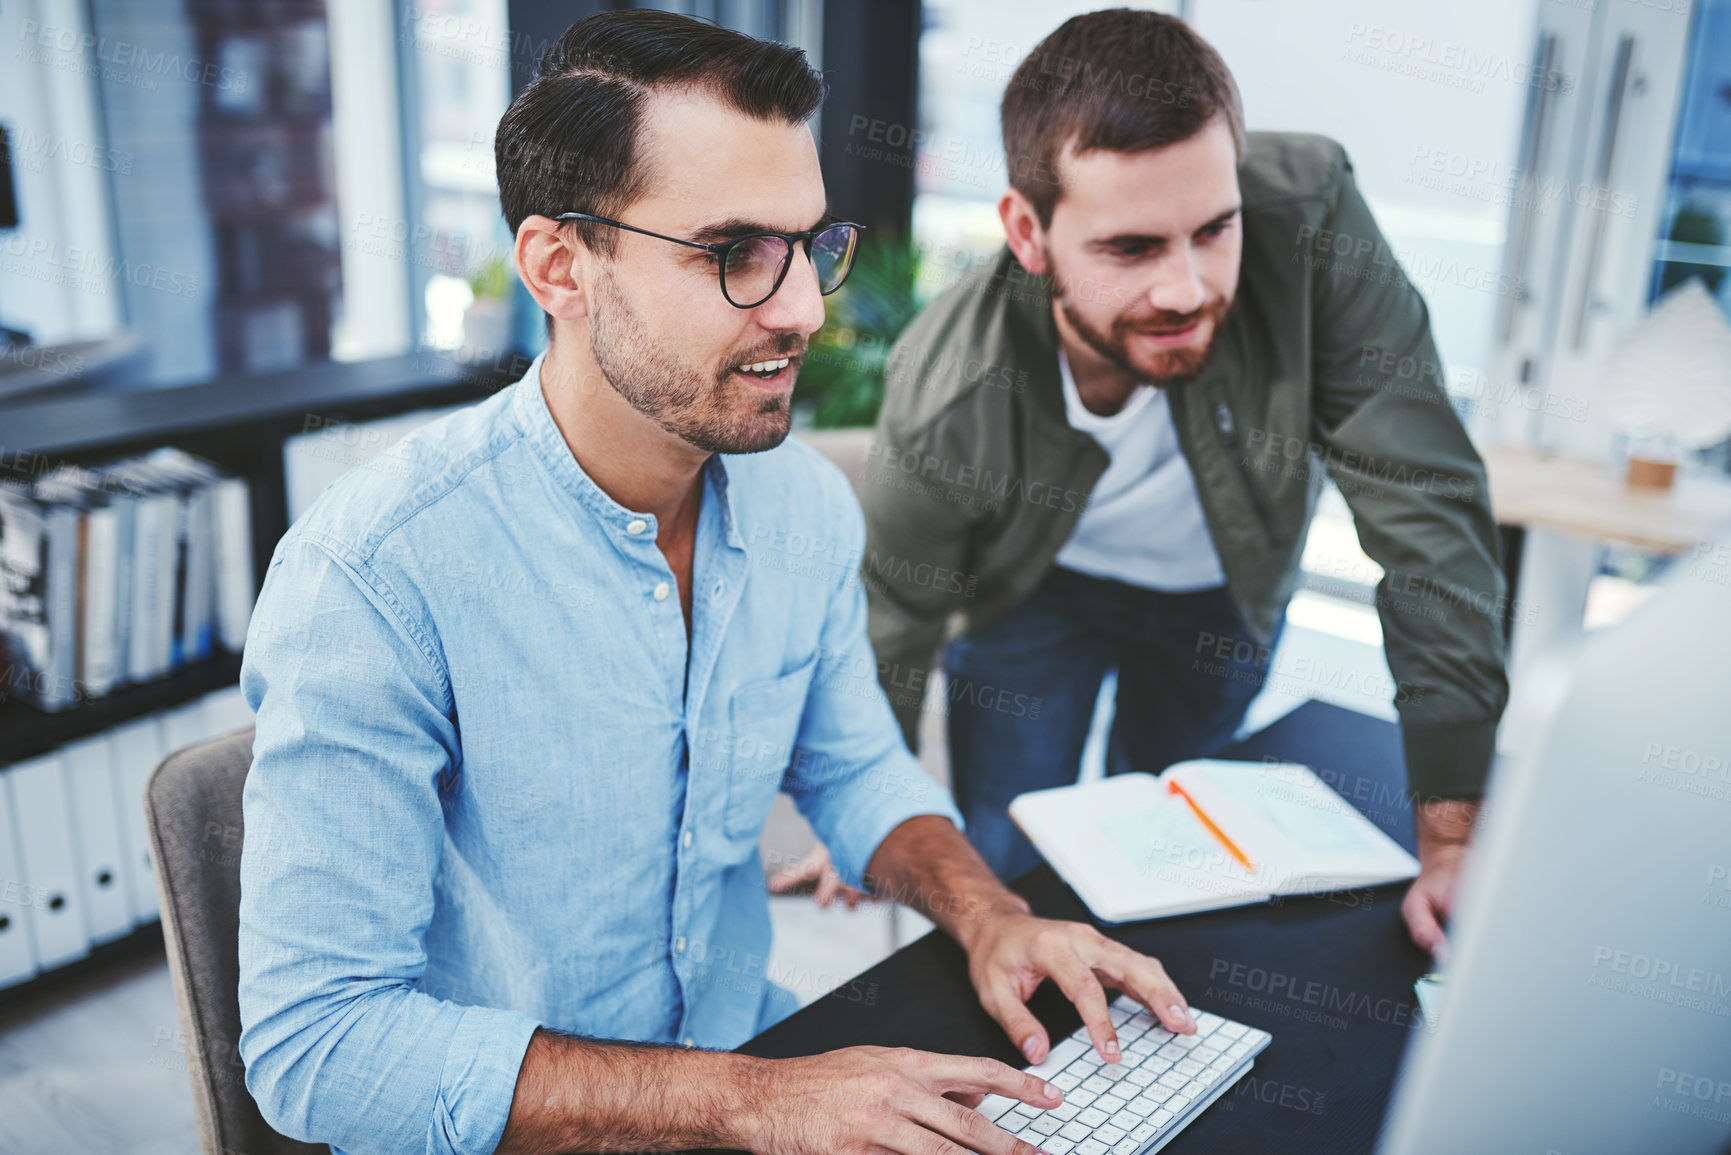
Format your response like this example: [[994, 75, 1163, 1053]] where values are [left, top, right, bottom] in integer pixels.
[[723, 656, 818, 842]]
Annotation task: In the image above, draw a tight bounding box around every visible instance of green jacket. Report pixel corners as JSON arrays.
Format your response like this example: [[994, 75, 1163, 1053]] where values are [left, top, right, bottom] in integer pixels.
[[861, 132, 1508, 801]]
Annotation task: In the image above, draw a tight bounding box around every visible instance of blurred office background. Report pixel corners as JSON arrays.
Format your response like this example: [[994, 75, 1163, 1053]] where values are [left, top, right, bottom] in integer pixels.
[[2, 1, 1730, 1150]]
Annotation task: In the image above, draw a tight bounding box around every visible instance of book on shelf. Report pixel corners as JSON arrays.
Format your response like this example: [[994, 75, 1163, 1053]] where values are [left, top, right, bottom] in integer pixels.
[[0, 449, 254, 713]]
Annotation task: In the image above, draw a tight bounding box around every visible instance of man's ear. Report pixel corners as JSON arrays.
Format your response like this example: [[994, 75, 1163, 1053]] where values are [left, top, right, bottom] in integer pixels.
[[998, 187, 1049, 275], [515, 215, 591, 324]]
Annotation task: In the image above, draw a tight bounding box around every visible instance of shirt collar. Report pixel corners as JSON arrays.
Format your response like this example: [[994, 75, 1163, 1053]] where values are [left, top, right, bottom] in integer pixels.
[[510, 350, 746, 551]]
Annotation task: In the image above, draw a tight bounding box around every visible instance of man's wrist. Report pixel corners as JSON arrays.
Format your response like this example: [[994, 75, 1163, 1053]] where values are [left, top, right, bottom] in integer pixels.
[[951, 892, 1035, 954], [1415, 797, 1480, 858], [717, 1053, 773, 1151]]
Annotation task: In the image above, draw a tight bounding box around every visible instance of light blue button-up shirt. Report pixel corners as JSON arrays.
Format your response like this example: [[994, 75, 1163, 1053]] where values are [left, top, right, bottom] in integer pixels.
[[236, 354, 962, 1155]]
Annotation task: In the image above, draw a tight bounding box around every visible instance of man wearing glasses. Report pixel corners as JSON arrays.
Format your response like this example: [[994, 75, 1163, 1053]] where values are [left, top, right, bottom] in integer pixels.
[[236, 11, 1197, 1155]]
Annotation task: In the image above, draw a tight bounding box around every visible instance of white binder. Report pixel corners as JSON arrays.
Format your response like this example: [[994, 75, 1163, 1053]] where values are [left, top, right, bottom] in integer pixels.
[[0, 775, 38, 987], [6, 753, 91, 969], [61, 735, 135, 943], [108, 717, 166, 923]]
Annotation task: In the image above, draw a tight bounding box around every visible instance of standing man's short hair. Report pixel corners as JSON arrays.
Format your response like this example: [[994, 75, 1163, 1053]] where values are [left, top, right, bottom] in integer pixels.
[[494, 10, 826, 261], [1000, 8, 1245, 228]]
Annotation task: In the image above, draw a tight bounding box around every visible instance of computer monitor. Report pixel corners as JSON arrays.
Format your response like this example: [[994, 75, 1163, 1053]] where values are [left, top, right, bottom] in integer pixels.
[[1377, 556, 1731, 1154]]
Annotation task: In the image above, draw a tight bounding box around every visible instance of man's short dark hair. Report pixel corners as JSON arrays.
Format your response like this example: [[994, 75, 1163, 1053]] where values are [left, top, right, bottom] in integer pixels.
[[495, 9, 826, 261], [1001, 8, 1245, 228]]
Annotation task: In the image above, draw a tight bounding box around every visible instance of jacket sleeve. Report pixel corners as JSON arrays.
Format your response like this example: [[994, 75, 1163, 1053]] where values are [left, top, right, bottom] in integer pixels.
[[237, 535, 538, 1155], [1304, 153, 1510, 800], [860, 391, 988, 752]]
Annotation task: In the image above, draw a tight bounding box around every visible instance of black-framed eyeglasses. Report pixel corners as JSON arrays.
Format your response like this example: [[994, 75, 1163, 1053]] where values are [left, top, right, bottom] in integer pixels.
[[554, 211, 864, 309]]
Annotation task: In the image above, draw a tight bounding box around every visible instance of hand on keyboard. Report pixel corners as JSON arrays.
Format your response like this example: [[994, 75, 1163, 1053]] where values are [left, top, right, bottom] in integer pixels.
[[959, 913, 1198, 1067], [738, 1046, 1064, 1155], [974, 995, 1274, 1155]]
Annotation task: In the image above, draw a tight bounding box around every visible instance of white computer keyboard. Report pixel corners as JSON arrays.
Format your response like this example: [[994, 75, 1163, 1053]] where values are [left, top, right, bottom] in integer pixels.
[[974, 994, 1272, 1155]]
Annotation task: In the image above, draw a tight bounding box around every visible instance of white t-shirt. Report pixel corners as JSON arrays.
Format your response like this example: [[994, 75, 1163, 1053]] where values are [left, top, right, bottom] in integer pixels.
[[1053, 348, 1227, 591]]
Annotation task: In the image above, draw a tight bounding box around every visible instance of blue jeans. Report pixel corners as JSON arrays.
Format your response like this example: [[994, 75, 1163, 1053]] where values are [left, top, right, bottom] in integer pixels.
[[943, 566, 1283, 882]]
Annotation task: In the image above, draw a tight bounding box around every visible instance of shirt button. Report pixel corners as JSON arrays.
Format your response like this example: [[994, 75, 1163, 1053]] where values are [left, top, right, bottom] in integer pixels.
[[653, 581, 670, 601], [681, 830, 693, 850], [683, 1036, 695, 1048], [675, 936, 687, 954], [626, 518, 648, 536]]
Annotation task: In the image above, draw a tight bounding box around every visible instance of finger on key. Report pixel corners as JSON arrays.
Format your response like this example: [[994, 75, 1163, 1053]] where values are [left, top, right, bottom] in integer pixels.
[[979, 976, 1052, 1064], [922, 1053, 1063, 1109], [1095, 940, 1196, 1035], [908, 1093, 1046, 1155], [1048, 953, 1120, 1063]]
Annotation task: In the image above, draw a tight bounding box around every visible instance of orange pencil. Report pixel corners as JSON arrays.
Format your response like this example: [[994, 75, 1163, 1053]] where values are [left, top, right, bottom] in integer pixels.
[[1168, 778, 1257, 872]]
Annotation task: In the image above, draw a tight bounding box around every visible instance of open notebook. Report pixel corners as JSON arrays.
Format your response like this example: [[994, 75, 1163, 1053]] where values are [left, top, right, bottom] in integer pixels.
[[1008, 760, 1420, 923]]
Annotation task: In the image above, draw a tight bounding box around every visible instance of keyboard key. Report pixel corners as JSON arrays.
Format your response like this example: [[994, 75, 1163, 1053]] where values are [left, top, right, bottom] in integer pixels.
[[1194, 1012, 1225, 1035], [1156, 1043, 1188, 1061], [1131, 1122, 1159, 1144], [1053, 1101, 1081, 1121], [1075, 1051, 1106, 1071], [1095, 1124, 1126, 1145], [1028, 1037, 1092, 1080], [1095, 1094, 1128, 1115], [1111, 1138, 1141, 1155], [1077, 1107, 1110, 1127], [1175, 1058, 1205, 1078], [976, 1095, 1018, 1122], [1068, 1087, 1099, 1109], [1012, 1104, 1041, 1120], [1148, 1108, 1175, 1128], [1097, 1064, 1131, 1083], [1030, 1115, 1062, 1137], [1126, 1068, 1158, 1087], [1076, 1140, 1110, 1155], [1044, 1139, 1074, 1155], [1059, 1121, 1093, 1142], [1081, 1075, 1112, 1095], [1216, 1022, 1247, 1040], [1142, 1085, 1174, 1104], [1054, 1070, 1084, 1091], [1108, 1004, 1136, 1028], [1110, 1108, 1144, 1129], [1157, 1071, 1189, 1091]]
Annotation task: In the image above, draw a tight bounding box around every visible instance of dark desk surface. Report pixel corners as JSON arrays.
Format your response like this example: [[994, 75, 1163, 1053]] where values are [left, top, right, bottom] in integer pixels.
[[739, 701, 1433, 1154]]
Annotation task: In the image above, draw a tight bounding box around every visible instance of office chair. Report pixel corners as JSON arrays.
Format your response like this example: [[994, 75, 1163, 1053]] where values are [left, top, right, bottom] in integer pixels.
[[144, 726, 324, 1155]]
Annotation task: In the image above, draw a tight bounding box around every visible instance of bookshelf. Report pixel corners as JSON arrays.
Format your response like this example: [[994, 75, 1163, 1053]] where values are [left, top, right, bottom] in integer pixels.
[[0, 353, 520, 760]]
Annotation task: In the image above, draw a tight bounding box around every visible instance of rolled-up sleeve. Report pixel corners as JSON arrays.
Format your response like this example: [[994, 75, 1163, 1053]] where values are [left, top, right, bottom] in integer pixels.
[[237, 535, 538, 1155], [782, 472, 964, 890]]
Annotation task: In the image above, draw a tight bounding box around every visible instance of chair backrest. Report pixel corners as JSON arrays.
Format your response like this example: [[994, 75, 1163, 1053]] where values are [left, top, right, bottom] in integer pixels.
[[144, 725, 324, 1155]]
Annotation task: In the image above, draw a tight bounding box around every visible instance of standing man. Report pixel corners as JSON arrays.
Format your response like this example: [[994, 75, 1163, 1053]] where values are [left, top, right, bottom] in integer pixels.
[[857, 10, 1506, 959], [237, 12, 1198, 1155]]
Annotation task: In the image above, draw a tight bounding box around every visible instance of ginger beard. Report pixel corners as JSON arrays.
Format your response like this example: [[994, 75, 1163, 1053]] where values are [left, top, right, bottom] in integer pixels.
[[586, 260, 800, 455], [1047, 248, 1236, 386]]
